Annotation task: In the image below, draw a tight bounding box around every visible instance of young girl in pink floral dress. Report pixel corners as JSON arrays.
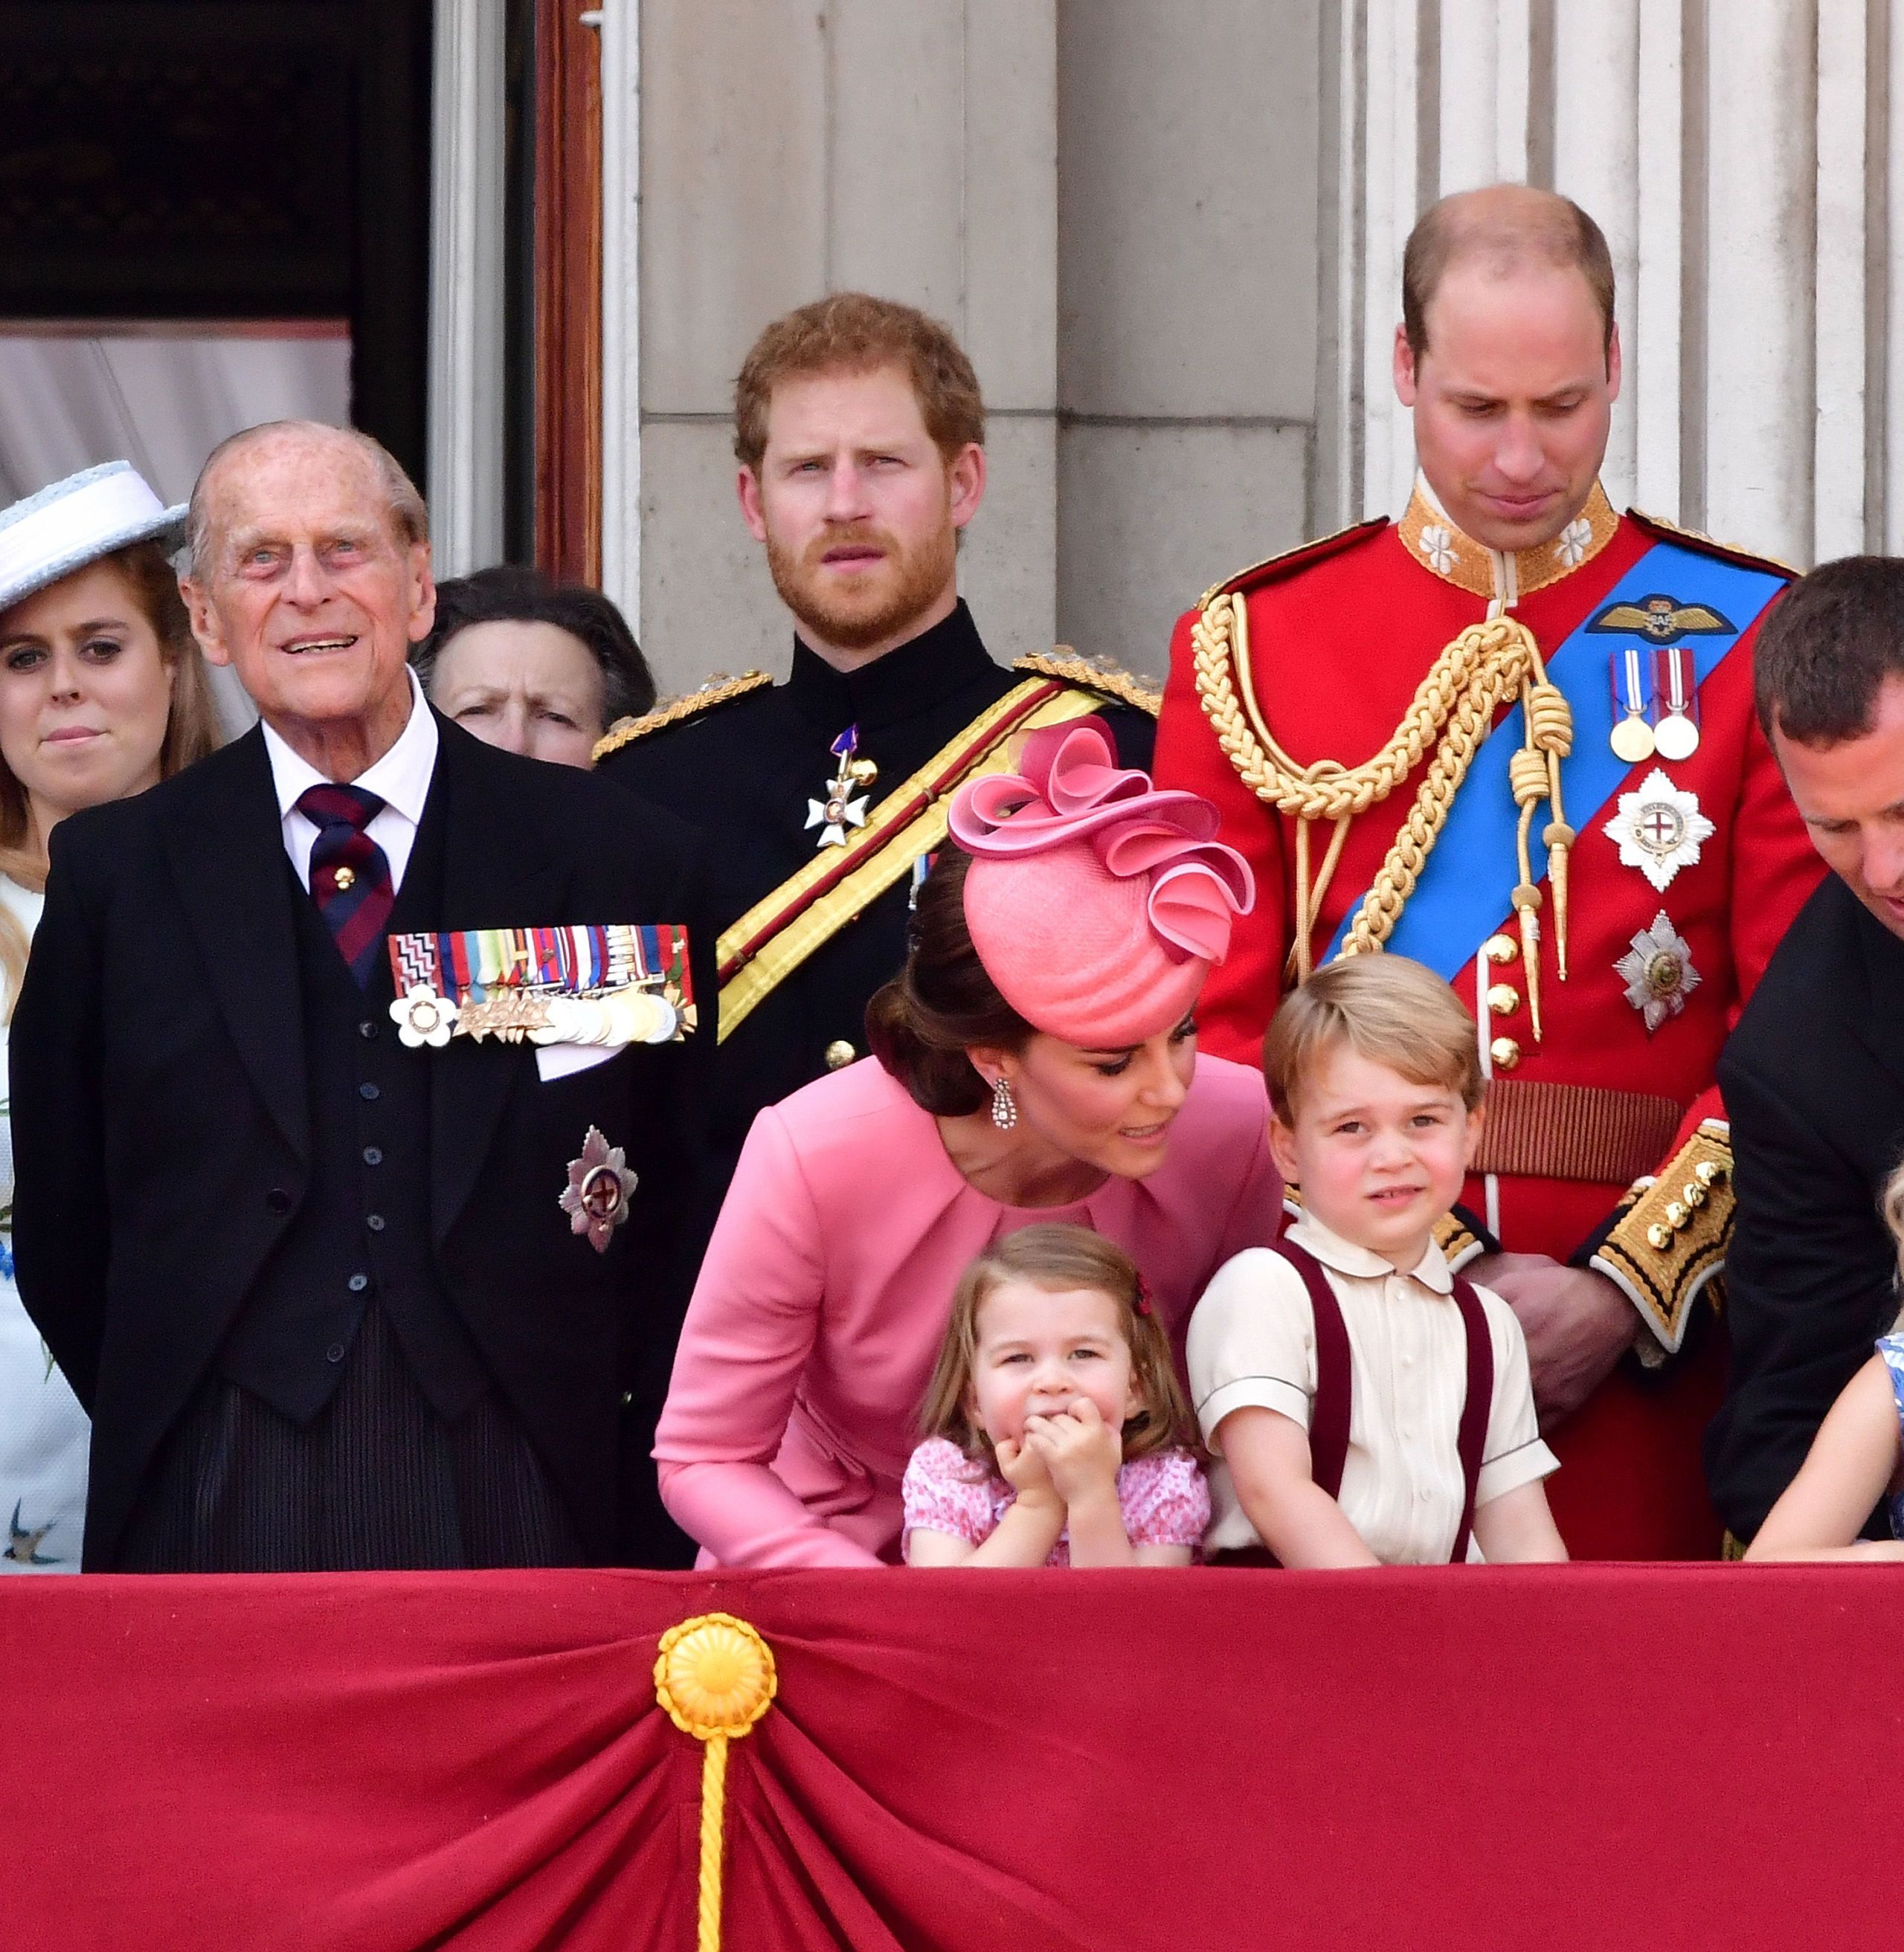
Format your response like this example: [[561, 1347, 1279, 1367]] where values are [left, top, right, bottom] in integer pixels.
[[903, 1225, 1209, 1567]]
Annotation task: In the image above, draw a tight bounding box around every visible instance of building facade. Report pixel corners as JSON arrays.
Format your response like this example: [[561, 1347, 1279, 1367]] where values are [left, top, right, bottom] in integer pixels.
[[433, 0, 1896, 694]]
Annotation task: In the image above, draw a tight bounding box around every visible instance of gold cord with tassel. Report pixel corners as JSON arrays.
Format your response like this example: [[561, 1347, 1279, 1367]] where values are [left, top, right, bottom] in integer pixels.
[[1192, 591, 1573, 1002], [655, 1613, 779, 1952]]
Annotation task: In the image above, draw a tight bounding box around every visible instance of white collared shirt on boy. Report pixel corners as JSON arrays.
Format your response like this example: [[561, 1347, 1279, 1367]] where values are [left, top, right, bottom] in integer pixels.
[[1187, 1213, 1558, 1565]]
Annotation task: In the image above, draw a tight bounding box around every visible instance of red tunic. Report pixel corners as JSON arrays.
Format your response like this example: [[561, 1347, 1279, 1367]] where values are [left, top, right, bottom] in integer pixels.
[[1156, 486, 1824, 1559]]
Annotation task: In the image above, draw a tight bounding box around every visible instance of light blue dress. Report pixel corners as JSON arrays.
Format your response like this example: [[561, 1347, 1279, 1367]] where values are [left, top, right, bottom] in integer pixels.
[[0, 876, 89, 1570], [1876, 1333, 1904, 1538]]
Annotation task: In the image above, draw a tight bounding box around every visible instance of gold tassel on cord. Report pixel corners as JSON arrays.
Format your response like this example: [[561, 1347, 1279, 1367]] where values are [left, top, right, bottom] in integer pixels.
[[1192, 598, 1576, 985], [655, 1613, 779, 1952]]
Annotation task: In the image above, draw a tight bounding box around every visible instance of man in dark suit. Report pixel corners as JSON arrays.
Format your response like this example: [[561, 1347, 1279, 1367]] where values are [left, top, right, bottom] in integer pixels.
[[593, 293, 1157, 1159], [1706, 557, 1904, 1542], [11, 420, 713, 1571]]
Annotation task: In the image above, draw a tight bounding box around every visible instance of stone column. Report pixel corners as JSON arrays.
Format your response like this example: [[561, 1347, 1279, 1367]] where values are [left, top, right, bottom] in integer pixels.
[[628, 0, 1060, 696], [426, 0, 506, 577], [1326, 0, 1895, 569], [1054, 0, 1321, 678]]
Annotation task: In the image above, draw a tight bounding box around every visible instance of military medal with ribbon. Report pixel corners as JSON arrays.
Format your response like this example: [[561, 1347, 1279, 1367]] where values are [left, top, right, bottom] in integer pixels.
[[1592, 593, 1730, 766], [1607, 647, 1656, 764], [805, 725, 877, 849], [385, 923, 696, 1050], [1653, 648, 1701, 761]]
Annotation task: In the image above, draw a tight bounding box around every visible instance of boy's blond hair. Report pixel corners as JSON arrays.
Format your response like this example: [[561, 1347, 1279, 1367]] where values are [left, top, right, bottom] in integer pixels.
[[1264, 954, 1485, 1122]]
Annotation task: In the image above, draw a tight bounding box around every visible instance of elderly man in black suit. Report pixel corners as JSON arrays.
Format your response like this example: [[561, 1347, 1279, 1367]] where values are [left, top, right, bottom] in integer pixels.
[[11, 420, 713, 1571], [1707, 558, 1904, 1544]]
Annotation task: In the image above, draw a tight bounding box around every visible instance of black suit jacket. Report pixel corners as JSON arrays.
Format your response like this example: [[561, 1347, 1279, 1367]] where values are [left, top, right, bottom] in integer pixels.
[[597, 601, 1154, 1151], [11, 715, 715, 1567], [1705, 873, 1904, 1541]]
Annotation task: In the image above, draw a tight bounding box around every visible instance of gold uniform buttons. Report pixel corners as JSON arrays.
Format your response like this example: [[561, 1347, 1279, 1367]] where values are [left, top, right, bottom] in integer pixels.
[[824, 1039, 857, 1072], [1489, 1037, 1521, 1071], [1483, 933, 1519, 965], [1485, 982, 1521, 1017]]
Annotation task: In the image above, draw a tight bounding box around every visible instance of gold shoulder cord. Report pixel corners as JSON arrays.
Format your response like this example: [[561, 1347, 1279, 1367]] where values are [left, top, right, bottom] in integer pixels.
[[1191, 590, 1575, 1027], [591, 671, 774, 761], [1013, 649, 1162, 717]]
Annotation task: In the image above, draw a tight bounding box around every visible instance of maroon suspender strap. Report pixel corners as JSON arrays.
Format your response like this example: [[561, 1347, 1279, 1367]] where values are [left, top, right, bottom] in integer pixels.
[[1447, 1272, 1496, 1565], [1267, 1240, 1352, 1502], [1274, 1240, 1496, 1565]]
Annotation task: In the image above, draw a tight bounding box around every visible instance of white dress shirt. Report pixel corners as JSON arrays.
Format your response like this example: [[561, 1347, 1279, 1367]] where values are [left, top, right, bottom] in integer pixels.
[[260, 665, 439, 894], [1187, 1214, 1557, 1564]]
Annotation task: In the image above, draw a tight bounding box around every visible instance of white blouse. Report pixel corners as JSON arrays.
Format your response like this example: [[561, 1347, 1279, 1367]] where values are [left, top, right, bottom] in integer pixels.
[[1188, 1214, 1557, 1565], [0, 872, 89, 1571]]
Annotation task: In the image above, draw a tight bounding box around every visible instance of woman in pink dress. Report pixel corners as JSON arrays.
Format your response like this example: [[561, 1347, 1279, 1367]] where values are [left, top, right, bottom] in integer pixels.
[[654, 718, 1281, 1567]]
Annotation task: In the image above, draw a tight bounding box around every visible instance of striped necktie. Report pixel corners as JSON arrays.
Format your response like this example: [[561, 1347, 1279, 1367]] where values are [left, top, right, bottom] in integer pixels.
[[295, 783, 394, 987]]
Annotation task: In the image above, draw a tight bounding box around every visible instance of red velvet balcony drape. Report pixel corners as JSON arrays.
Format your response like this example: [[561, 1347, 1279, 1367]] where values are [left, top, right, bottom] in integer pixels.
[[1, 1565, 1891, 1950]]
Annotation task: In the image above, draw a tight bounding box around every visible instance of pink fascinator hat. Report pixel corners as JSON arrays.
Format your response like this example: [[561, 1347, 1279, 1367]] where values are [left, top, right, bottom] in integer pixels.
[[947, 717, 1253, 1046]]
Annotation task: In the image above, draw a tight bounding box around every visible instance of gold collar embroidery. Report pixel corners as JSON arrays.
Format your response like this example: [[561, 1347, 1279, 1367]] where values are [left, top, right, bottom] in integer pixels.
[[1397, 475, 1619, 608]]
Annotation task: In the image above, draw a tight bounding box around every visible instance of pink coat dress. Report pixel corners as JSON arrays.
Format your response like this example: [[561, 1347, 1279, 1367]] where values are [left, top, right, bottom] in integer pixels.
[[654, 1054, 1281, 1568]]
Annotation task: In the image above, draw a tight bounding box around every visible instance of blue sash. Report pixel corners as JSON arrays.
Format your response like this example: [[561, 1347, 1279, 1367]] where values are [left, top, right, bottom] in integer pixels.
[[1321, 538, 1784, 979]]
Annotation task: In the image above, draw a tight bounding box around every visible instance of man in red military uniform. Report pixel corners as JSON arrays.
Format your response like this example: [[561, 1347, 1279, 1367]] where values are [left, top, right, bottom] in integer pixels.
[[1156, 184, 1822, 1558]]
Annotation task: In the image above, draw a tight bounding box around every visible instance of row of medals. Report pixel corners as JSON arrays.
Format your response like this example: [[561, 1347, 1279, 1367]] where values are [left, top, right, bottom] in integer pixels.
[[1609, 646, 1700, 763]]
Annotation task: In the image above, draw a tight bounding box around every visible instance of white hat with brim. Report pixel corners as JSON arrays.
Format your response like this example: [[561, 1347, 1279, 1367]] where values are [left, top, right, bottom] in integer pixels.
[[0, 461, 189, 616]]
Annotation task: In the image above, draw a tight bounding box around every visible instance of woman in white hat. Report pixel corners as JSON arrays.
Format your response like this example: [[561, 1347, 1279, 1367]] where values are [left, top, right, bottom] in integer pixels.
[[0, 461, 222, 1571]]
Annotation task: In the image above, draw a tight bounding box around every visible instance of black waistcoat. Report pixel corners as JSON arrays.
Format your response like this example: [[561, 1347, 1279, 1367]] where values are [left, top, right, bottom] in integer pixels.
[[216, 789, 486, 1423]]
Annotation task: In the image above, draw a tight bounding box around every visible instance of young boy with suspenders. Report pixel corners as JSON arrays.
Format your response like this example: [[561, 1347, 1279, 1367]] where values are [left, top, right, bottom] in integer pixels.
[[1188, 956, 1567, 1567]]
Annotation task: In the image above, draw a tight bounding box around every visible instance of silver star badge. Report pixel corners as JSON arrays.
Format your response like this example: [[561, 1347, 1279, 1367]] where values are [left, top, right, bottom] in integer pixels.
[[805, 790, 869, 849], [559, 1125, 639, 1252], [1615, 910, 1701, 1034], [1603, 769, 1716, 895]]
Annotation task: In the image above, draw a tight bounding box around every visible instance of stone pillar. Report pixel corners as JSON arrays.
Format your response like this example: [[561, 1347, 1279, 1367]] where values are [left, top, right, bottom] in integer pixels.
[[1327, 0, 1894, 569], [426, 0, 506, 577], [629, 0, 1060, 696], [617, 0, 1326, 692], [598, 0, 641, 621], [1054, 0, 1321, 678]]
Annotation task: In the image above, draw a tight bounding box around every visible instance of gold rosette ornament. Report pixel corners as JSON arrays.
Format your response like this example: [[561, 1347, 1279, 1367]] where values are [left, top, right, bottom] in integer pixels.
[[655, 1613, 778, 1952]]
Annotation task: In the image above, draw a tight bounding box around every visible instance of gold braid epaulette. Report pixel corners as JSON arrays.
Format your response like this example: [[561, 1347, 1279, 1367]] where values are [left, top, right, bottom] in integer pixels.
[[1013, 650, 1161, 718], [591, 671, 774, 761], [1626, 509, 1798, 582], [1590, 1118, 1733, 1358], [1190, 587, 1575, 985]]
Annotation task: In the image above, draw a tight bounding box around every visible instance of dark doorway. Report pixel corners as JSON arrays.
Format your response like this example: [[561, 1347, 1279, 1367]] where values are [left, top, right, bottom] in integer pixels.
[[0, 0, 433, 489]]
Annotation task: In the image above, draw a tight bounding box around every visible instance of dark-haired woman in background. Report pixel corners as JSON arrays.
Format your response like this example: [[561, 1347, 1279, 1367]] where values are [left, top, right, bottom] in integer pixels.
[[0, 463, 223, 1571], [654, 721, 1281, 1568], [413, 564, 655, 768]]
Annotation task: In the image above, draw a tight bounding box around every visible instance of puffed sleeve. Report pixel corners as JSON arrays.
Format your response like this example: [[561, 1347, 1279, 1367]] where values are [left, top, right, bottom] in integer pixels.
[[653, 1102, 878, 1568], [1473, 1283, 1559, 1507], [1118, 1448, 1212, 1547], [900, 1438, 995, 1552], [1185, 1248, 1315, 1447]]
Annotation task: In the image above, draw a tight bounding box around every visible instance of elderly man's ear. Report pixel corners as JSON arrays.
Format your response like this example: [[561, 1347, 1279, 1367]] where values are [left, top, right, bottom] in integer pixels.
[[178, 573, 232, 669], [404, 543, 438, 645]]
